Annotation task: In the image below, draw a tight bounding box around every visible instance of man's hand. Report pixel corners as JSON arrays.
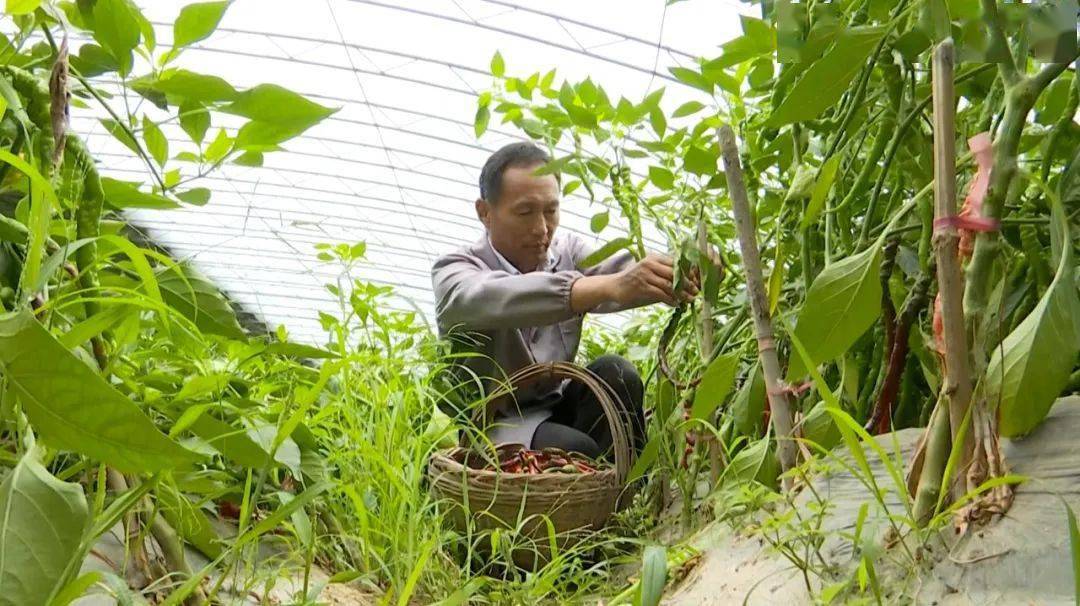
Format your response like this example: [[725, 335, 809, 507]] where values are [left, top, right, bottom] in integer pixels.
[[610, 254, 698, 307], [570, 254, 699, 313]]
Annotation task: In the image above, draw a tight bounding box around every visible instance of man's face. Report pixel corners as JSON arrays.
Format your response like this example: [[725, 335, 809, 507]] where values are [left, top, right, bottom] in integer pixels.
[[477, 163, 560, 273]]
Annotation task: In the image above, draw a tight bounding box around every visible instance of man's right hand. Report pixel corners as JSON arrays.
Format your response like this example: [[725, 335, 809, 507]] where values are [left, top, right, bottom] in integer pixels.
[[610, 253, 698, 307]]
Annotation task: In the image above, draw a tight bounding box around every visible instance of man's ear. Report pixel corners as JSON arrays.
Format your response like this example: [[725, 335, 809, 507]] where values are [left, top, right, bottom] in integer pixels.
[[475, 198, 491, 229]]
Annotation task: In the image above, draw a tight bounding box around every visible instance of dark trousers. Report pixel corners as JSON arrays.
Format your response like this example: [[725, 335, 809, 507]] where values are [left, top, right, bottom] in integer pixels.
[[531, 355, 645, 459]]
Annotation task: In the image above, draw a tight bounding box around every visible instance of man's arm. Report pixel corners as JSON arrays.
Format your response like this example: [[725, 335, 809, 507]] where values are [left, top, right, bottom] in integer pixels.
[[567, 234, 696, 314], [432, 253, 583, 330]]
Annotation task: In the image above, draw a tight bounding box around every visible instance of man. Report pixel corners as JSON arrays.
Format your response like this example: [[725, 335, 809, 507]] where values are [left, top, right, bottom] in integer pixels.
[[432, 141, 696, 459]]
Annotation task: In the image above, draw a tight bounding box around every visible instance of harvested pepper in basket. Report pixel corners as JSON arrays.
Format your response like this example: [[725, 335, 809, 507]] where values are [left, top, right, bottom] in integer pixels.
[[486, 444, 609, 474]]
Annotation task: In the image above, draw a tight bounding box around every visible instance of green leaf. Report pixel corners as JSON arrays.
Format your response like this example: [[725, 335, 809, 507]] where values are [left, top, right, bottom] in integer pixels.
[[648, 166, 675, 190], [92, 0, 143, 76], [4, 0, 40, 15], [590, 211, 609, 233], [649, 107, 666, 138], [69, 44, 120, 78], [177, 373, 230, 400], [1064, 500, 1080, 606], [639, 545, 667, 606], [179, 101, 210, 144], [672, 101, 706, 118], [234, 120, 301, 151], [474, 104, 489, 138], [50, 572, 103, 606], [101, 178, 178, 210], [34, 238, 96, 293], [802, 155, 841, 229], [784, 163, 816, 202], [99, 118, 141, 156], [0, 311, 200, 473], [238, 480, 333, 546], [490, 51, 504, 77], [989, 200, 1080, 437], [668, 66, 712, 93], [185, 412, 271, 468], [628, 434, 660, 483], [725, 438, 778, 488], [150, 69, 238, 102], [233, 150, 263, 167], [683, 144, 718, 176], [59, 304, 132, 349], [173, 1, 230, 48], [767, 26, 886, 127], [691, 353, 738, 421], [157, 263, 245, 339], [176, 188, 211, 206], [787, 244, 882, 379], [203, 128, 233, 162], [263, 342, 339, 359], [222, 84, 336, 130], [579, 237, 631, 268], [0, 454, 89, 606], [800, 400, 841, 450], [731, 363, 765, 436], [141, 115, 168, 167], [156, 483, 222, 559]]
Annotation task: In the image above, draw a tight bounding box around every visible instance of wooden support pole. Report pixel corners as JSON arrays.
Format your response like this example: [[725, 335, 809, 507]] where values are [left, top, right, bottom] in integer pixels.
[[930, 40, 974, 453], [718, 125, 797, 486]]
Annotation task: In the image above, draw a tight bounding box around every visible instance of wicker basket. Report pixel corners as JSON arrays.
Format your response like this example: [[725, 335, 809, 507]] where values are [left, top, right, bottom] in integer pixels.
[[427, 362, 633, 569]]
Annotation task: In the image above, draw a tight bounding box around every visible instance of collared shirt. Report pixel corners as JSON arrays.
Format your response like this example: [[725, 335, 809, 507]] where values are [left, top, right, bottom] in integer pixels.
[[432, 232, 635, 446], [486, 236, 557, 343]]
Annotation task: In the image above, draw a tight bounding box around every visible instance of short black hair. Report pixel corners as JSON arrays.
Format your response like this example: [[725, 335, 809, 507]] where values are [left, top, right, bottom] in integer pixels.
[[478, 141, 552, 204]]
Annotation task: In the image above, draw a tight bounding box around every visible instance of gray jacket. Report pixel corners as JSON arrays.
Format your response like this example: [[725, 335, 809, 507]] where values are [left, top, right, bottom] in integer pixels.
[[431, 232, 634, 445]]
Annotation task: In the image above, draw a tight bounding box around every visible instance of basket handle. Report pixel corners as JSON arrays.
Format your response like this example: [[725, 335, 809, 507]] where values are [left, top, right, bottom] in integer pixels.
[[472, 361, 634, 485]]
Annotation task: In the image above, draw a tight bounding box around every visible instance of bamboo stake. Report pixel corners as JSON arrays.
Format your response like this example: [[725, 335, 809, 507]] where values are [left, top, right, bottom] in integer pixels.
[[698, 221, 722, 486], [930, 40, 974, 454], [718, 125, 797, 486]]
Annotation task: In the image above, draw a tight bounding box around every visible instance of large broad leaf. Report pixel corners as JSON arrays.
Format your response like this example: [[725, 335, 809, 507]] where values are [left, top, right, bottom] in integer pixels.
[[221, 84, 336, 131], [91, 0, 143, 75], [144, 69, 238, 103], [173, 1, 231, 48], [0, 455, 89, 606], [157, 263, 245, 339], [5, 0, 42, 15], [724, 438, 779, 489], [691, 353, 738, 421], [988, 200, 1080, 437], [639, 545, 667, 606], [731, 363, 765, 436], [800, 400, 841, 450], [179, 100, 210, 144], [787, 244, 882, 379], [0, 311, 199, 472], [767, 26, 886, 127], [801, 155, 841, 229], [156, 483, 222, 559], [101, 178, 179, 210]]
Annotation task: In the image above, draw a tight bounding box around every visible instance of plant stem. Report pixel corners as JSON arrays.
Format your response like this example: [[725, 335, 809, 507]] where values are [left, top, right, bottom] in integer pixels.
[[913, 399, 951, 525], [980, 0, 1018, 85], [718, 125, 797, 487]]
